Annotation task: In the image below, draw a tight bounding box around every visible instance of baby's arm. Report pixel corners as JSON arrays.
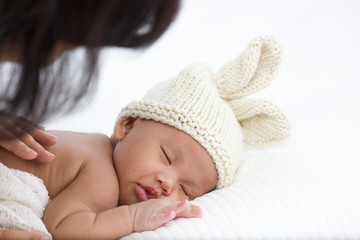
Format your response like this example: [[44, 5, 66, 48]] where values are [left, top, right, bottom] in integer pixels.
[[55, 198, 200, 239], [43, 157, 201, 239]]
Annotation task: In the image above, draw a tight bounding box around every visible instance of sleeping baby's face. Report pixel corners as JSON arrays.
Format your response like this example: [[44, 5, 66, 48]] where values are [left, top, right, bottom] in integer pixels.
[[111, 118, 217, 205]]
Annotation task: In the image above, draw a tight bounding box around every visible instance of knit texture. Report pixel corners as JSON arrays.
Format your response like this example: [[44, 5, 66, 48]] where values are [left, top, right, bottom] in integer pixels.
[[0, 163, 50, 236], [118, 36, 291, 189]]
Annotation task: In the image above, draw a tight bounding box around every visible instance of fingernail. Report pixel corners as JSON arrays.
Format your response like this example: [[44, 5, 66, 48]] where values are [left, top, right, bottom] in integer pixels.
[[47, 151, 55, 158], [48, 134, 57, 140], [27, 147, 38, 157], [40, 236, 51, 240]]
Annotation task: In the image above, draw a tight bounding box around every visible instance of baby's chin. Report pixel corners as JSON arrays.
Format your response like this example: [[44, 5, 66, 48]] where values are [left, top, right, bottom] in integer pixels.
[[118, 193, 138, 206]]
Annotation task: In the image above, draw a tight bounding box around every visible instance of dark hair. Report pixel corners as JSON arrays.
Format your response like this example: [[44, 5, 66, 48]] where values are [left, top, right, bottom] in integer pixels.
[[0, 0, 180, 137]]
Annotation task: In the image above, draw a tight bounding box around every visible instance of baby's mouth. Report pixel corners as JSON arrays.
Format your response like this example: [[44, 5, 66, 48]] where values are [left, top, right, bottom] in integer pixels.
[[136, 184, 158, 202]]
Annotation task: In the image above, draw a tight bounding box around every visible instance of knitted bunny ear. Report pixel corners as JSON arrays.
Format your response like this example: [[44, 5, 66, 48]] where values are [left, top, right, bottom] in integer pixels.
[[228, 98, 291, 146], [215, 36, 283, 100]]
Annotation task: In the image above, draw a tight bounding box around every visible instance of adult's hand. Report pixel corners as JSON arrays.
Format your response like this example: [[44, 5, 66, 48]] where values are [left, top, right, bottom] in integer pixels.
[[0, 230, 51, 240], [0, 116, 57, 162]]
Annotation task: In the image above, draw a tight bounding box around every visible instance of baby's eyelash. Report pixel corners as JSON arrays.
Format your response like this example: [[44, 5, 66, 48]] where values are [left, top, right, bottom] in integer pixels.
[[181, 184, 190, 198], [161, 146, 171, 164]]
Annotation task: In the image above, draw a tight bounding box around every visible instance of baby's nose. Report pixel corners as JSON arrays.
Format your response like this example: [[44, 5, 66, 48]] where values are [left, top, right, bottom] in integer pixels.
[[155, 174, 176, 197]]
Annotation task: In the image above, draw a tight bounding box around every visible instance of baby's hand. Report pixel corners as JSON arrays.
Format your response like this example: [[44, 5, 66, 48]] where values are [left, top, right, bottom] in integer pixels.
[[130, 198, 202, 232]]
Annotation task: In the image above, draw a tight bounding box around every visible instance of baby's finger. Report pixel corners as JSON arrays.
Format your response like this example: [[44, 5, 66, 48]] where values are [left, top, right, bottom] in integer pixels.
[[143, 207, 176, 231], [176, 204, 202, 218], [173, 200, 189, 214]]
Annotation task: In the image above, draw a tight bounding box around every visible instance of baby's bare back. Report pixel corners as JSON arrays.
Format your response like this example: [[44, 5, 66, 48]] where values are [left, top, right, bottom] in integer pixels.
[[0, 130, 118, 200], [1, 130, 121, 238]]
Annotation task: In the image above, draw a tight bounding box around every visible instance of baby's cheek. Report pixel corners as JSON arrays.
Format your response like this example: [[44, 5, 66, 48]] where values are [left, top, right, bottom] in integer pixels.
[[161, 190, 189, 201], [175, 190, 190, 201]]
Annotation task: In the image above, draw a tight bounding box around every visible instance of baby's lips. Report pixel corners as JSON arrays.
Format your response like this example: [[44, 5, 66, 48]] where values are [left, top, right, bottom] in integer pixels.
[[143, 186, 159, 199], [136, 184, 159, 201], [136, 184, 148, 202]]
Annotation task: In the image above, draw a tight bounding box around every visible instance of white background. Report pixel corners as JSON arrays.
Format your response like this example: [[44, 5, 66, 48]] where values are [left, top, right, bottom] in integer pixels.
[[47, 0, 360, 147]]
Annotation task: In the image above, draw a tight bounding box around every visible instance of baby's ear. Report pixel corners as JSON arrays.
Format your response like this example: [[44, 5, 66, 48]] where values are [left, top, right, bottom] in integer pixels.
[[215, 36, 282, 100], [228, 98, 291, 146], [114, 117, 136, 140]]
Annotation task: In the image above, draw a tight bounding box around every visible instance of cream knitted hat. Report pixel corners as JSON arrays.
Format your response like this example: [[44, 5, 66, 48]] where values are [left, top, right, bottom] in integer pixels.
[[118, 36, 291, 189]]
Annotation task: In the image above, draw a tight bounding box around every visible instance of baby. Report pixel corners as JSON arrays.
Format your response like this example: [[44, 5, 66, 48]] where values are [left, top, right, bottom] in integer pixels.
[[0, 36, 290, 239]]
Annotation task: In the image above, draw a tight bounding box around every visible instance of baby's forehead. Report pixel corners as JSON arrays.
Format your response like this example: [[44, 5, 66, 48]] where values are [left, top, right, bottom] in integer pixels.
[[141, 118, 216, 163]]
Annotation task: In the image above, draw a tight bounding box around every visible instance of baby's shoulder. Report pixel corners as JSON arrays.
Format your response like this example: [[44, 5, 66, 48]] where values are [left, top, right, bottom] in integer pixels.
[[46, 131, 118, 205], [75, 132, 119, 209], [47, 131, 113, 164], [55, 130, 115, 175], [49, 131, 110, 151]]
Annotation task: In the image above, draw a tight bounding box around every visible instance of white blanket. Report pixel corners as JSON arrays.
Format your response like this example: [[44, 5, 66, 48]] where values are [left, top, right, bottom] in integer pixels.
[[122, 144, 360, 239], [0, 163, 50, 236]]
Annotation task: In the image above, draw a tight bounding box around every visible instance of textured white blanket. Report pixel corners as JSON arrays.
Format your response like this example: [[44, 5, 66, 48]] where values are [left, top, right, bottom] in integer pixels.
[[0, 162, 50, 236], [122, 144, 360, 239]]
